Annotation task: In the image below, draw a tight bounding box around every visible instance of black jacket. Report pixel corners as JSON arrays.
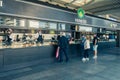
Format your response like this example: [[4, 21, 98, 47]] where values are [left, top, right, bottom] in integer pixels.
[[58, 36, 69, 49]]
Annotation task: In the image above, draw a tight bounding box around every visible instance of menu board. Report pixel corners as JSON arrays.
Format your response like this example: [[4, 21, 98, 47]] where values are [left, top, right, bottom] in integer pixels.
[[58, 23, 65, 30], [49, 23, 57, 30], [79, 26, 92, 32]]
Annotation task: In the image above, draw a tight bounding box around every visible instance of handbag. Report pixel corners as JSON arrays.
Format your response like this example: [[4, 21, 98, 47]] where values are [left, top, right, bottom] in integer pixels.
[[56, 47, 60, 58]]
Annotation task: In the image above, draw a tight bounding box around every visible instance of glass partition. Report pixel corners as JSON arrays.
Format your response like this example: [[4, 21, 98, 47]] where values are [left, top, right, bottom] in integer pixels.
[[0, 16, 58, 49]]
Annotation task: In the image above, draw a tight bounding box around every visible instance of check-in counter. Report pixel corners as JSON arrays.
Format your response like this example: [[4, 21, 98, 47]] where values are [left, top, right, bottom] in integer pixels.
[[0, 41, 116, 72], [0, 50, 3, 68], [0, 44, 73, 72]]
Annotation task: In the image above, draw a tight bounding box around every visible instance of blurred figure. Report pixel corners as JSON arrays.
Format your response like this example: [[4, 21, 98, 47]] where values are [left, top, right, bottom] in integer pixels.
[[93, 34, 98, 59], [36, 30, 43, 46], [58, 32, 69, 62], [6, 28, 13, 46], [80, 34, 86, 56], [57, 34, 60, 41], [51, 35, 57, 44], [16, 34, 20, 42], [28, 34, 34, 46], [81, 34, 86, 48], [22, 33, 27, 42], [66, 32, 72, 42], [22, 33, 27, 47], [82, 36, 90, 62]]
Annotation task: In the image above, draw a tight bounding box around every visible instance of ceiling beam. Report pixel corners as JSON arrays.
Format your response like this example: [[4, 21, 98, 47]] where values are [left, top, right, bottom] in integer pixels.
[[75, 0, 95, 9], [64, 0, 77, 6], [86, 2, 120, 12], [92, 4, 120, 14]]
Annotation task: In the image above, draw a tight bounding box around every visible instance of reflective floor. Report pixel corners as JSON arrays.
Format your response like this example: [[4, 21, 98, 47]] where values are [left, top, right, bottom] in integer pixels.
[[0, 47, 120, 80]]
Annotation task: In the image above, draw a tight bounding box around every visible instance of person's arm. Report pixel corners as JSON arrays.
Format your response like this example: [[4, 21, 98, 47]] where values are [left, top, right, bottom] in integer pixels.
[[9, 34, 14, 42], [58, 38, 61, 47], [84, 40, 87, 49]]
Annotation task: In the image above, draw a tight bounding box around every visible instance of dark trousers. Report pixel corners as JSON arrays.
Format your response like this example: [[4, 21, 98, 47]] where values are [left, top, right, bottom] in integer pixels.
[[80, 45, 84, 56], [83, 49, 89, 58], [59, 48, 69, 62]]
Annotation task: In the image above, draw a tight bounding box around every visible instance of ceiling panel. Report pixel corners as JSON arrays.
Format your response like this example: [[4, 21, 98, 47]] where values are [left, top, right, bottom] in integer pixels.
[[24, 0, 120, 22]]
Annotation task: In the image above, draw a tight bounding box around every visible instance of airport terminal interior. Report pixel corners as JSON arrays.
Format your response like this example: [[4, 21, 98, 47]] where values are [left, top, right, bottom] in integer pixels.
[[0, 0, 120, 80]]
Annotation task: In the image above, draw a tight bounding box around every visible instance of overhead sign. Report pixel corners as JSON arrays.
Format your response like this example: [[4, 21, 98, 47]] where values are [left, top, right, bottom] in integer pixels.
[[75, 18, 87, 24], [77, 8, 85, 19]]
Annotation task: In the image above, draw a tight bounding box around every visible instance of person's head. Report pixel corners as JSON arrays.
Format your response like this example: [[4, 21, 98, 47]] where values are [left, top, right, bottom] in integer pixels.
[[17, 35, 19, 37], [94, 34, 97, 37], [86, 36, 90, 40], [8, 28, 13, 34], [38, 30, 42, 34], [82, 34, 84, 37], [60, 32, 66, 36], [38, 30, 41, 32]]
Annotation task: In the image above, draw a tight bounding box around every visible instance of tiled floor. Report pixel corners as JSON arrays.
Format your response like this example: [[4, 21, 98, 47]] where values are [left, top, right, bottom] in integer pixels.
[[0, 47, 120, 80]]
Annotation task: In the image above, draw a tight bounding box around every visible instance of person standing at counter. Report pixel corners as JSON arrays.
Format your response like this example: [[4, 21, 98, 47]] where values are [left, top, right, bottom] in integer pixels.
[[66, 33, 72, 42], [58, 32, 69, 62], [82, 36, 90, 62], [80, 35, 86, 58], [93, 34, 98, 59], [81, 35, 86, 49]]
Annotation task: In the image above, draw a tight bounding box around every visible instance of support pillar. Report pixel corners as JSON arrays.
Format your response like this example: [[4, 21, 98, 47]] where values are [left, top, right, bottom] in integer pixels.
[[116, 30, 120, 47]]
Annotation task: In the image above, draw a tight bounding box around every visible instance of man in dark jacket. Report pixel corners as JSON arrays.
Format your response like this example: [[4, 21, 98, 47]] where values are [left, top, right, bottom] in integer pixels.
[[93, 34, 99, 59], [58, 32, 69, 62]]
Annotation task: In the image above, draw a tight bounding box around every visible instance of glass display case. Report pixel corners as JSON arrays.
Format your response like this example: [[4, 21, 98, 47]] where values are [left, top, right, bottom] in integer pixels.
[[0, 16, 117, 49]]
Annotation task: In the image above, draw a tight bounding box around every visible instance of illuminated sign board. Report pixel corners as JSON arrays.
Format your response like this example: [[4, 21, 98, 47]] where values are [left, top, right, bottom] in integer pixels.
[[77, 8, 85, 19], [79, 26, 92, 32], [75, 18, 87, 24]]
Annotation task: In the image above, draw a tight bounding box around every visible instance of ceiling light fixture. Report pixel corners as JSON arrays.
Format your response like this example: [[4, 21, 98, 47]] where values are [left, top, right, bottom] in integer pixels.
[[0, 0, 3, 7]]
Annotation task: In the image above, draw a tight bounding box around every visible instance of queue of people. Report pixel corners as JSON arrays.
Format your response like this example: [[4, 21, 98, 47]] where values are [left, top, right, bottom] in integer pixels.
[[55, 32, 99, 63], [81, 34, 99, 62]]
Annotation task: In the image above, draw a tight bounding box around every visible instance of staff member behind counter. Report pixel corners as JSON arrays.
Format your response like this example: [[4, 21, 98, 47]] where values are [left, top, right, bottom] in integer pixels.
[[5, 28, 13, 46], [35, 30, 44, 46]]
